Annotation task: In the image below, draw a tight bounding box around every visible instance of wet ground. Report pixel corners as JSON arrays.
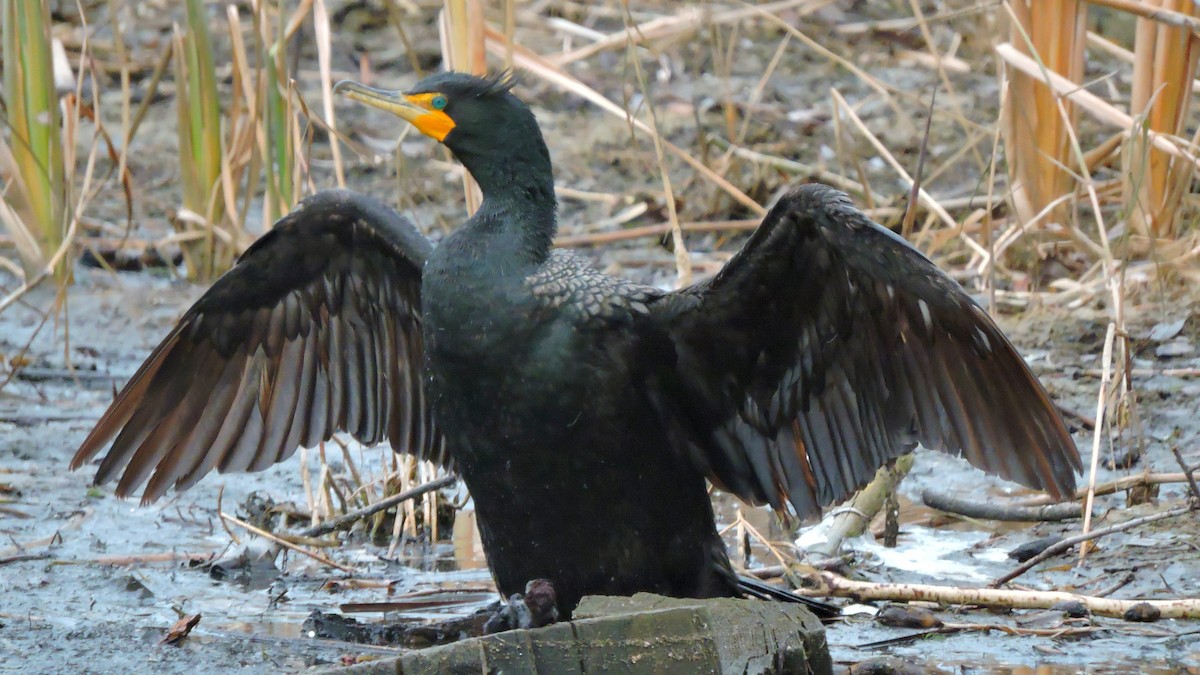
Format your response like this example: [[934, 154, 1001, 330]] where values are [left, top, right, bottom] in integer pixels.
[[3, 1, 1200, 673]]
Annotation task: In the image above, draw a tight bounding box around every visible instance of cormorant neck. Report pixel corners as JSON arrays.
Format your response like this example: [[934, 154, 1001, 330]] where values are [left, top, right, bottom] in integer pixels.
[[446, 106, 557, 264]]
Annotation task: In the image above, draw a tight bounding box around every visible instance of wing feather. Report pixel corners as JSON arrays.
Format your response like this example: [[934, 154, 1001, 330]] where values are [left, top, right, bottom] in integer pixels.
[[71, 190, 445, 503], [652, 183, 1081, 518], [174, 360, 261, 492], [143, 350, 246, 500]]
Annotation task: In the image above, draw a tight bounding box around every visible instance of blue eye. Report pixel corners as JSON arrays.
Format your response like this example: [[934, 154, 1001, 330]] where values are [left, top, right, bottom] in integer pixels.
[[431, 94, 447, 110]]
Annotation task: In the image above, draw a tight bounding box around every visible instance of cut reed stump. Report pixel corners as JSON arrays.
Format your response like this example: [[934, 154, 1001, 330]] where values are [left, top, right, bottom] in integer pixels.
[[320, 594, 831, 675]]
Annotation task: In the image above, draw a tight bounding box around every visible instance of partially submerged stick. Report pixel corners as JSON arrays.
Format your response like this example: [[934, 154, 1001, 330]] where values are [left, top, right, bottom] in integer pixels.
[[220, 511, 354, 573], [1171, 447, 1200, 503], [807, 570, 1200, 619], [801, 456, 914, 558], [298, 474, 456, 538], [921, 489, 1083, 522], [992, 503, 1198, 587]]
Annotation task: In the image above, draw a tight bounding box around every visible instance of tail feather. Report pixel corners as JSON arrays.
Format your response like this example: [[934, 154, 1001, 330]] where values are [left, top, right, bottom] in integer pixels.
[[736, 574, 841, 621]]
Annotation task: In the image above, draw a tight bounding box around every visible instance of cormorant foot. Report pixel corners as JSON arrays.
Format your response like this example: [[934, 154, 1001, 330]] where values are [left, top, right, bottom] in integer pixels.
[[482, 578, 560, 634]]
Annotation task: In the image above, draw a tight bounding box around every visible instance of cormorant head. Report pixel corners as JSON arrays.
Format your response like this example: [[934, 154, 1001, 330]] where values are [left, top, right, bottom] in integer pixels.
[[336, 72, 551, 193]]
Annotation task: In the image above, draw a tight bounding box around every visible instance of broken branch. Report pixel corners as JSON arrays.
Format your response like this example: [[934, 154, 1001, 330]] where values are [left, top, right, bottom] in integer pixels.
[[922, 489, 1084, 521], [297, 474, 456, 538], [806, 570, 1200, 619]]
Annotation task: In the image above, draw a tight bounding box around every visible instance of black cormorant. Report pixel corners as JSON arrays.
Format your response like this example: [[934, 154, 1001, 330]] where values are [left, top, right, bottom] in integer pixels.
[[72, 72, 1081, 620]]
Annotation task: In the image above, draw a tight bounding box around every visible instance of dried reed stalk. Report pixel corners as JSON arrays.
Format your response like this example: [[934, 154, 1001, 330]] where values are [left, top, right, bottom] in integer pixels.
[[1123, 0, 1198, 238], [440, 0, 486, 215], [1001, 0, 1088, 228]]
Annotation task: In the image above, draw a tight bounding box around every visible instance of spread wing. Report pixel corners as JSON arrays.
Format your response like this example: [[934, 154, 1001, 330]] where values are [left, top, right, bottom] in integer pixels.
[[71, 190, 446, 504], [651, 183, 1080, 518]]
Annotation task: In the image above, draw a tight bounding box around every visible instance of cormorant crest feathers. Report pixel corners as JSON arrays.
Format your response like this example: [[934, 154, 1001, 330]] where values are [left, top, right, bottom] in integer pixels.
[[411, 70, 520, 99]]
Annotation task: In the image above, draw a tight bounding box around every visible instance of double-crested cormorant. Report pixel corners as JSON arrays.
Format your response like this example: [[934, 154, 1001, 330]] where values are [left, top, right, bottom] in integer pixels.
[[72, 72, 1081, 620]]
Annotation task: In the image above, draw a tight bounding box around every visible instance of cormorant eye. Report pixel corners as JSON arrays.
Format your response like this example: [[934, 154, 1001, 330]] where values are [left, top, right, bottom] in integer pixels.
[[431, 94, 448, 110]]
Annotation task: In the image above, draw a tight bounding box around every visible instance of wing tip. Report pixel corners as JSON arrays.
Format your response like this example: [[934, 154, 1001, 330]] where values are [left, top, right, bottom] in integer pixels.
[[69, 400, 138, 473], [68, 444, 97, 472]]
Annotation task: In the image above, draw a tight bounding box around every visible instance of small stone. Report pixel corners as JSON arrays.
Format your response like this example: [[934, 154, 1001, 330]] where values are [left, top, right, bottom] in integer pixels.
[[1148, 319, 1187, 342], [1123, 602, 1161, 622], [1050, 600, 1089, 618], [875, 604, 943, 629], [1155, 340, 1194, 358], [1008, 536, 1064, 562]]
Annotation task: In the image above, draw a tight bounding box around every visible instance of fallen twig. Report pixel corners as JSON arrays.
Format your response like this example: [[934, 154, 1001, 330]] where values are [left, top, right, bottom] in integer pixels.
[[220, 512, 354, 573], [941, 621, 1101, 638], [0, 531, 65, 559], [806, 570, 1200, 619], [297, 474, 456, 538], [0, 552, 51, 567], [0, 505, 33, 519], [1015, 471, 1200, 506], [1171, 447, 1200, 504], [992, 504, 1199, 587], [1094, 571, 1136, 598], [922, 489, 1083, 522], [339, 589, 498, 613], [49, 552, 215, 566], [746, 565, 788, 579]]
